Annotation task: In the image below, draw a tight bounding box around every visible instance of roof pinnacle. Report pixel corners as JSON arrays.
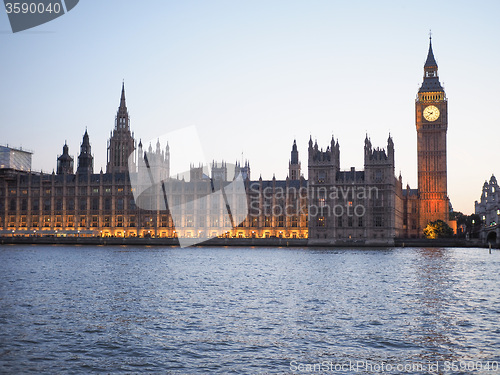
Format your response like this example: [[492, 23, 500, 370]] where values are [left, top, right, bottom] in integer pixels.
[[120, 81, 126, 107], [424, 35, 437, 68]]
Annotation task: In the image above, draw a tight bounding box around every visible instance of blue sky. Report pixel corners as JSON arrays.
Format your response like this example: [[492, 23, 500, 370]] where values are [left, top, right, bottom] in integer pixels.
[[1, 0, 499, 214]]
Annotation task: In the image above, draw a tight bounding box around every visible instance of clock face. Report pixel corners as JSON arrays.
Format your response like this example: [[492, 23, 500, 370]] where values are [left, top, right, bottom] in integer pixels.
[[423, 105, 440, 122]]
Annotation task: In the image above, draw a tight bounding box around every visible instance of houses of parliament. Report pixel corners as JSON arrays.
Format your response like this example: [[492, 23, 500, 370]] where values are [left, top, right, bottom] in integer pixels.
[[0, 38, 452, 243]]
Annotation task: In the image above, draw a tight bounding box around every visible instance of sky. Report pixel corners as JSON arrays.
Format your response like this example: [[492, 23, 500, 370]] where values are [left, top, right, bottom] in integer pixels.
[[1, 0, 499, 214]]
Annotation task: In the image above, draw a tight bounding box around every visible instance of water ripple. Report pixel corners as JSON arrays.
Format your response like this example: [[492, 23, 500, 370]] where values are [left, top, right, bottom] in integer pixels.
[[1, 246, 499, 374]]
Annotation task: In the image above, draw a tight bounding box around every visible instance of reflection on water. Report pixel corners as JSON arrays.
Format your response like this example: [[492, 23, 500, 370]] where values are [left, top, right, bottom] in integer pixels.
[[411, 248, 458, 364], [0, 246, 499, 374]]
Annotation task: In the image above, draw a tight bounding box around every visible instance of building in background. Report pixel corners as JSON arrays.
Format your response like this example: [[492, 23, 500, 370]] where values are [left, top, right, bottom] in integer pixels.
[[0, 145, 32, 172], [475, 175, 500, 244]]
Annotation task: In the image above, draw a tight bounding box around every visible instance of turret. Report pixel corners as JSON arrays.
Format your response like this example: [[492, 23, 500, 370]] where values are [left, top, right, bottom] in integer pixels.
[[77, 129, 94, 174], [56, 141, 74, 174], [288, 139, 301, 180]]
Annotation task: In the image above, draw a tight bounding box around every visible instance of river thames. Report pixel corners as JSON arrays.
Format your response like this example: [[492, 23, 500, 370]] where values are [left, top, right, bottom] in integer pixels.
[[0, 246, 499, 374]]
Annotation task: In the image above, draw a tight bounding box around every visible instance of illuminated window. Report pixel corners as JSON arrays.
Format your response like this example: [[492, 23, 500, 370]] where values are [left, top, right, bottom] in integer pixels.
[[264, 217, 271, 227], [251, 217, 258, 227], [318, 216, 325, 227]]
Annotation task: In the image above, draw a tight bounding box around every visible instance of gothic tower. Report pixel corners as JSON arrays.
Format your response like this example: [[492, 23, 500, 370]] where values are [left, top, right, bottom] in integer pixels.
[[211, 161, 227, 181], [416, 36, 449, 230], [56, 142, 74, 174], [106, 83, 136, 174], [307, 136, 340, 185], [288, 139, 301, 180], [364, 134, 397, 238], [77, 130, 93, 174], [307, 136, 340, 240], [234, 160, 250, 180]]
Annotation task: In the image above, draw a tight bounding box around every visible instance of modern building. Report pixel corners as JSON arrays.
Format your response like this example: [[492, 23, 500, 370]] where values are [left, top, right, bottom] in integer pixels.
[[0, 145, 32, 172]]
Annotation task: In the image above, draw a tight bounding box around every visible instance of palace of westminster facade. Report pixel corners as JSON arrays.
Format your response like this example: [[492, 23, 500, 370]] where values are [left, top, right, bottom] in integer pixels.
[[0, 39, 451, 243]]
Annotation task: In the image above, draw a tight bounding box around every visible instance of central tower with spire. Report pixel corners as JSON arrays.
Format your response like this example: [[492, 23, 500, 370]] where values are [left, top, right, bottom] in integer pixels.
[[106, 83, 136, 174], [416, 36, 449, 231]]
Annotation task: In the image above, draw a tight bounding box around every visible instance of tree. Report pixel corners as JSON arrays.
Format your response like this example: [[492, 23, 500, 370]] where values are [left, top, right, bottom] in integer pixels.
[[449, 212, 482, 238], [423, 220, 454, 239]]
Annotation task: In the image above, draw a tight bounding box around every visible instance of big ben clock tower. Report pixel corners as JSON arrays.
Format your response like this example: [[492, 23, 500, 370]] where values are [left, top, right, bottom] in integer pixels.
[[416, 36, 449, 231]]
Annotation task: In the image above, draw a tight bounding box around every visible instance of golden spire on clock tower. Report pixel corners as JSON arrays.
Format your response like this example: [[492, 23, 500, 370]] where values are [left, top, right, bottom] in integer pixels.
[[418, 36, 445, 102]]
